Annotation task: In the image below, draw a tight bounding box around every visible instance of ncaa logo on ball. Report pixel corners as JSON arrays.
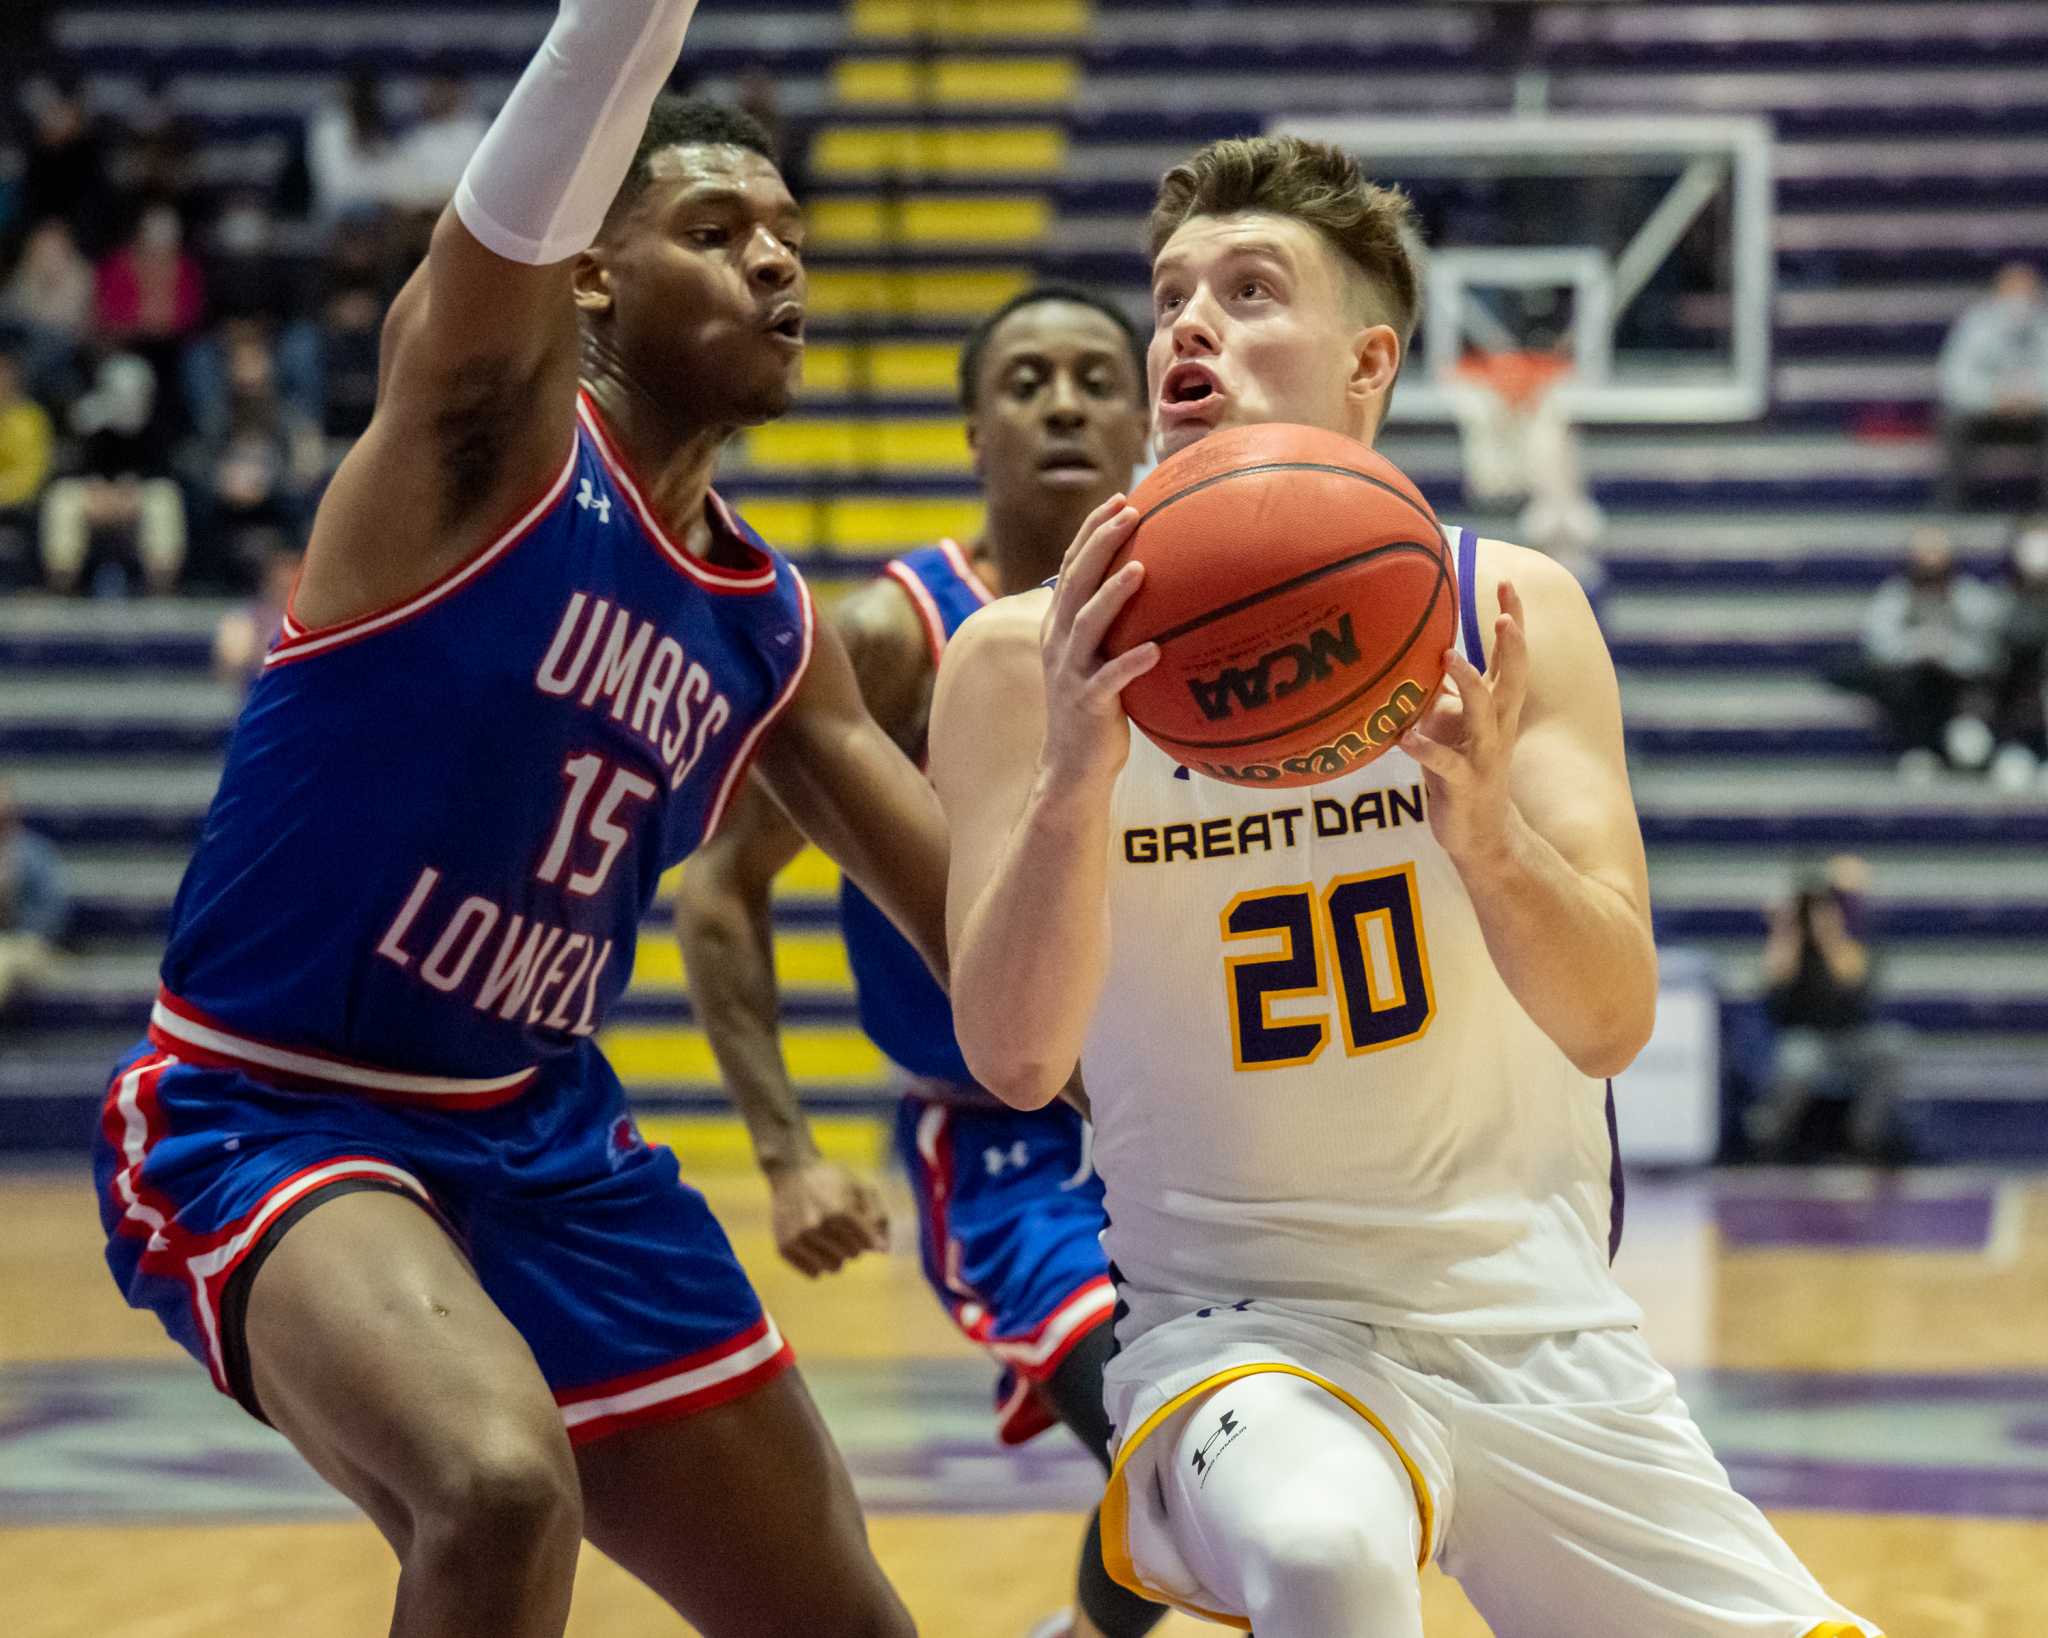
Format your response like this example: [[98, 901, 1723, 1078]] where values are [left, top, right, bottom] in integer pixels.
[[1186, 613, 1362, 723]]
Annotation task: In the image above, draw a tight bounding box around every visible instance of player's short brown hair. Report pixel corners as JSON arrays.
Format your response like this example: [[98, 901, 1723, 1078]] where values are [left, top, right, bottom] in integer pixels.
[[1148, 135, 1422, 344]]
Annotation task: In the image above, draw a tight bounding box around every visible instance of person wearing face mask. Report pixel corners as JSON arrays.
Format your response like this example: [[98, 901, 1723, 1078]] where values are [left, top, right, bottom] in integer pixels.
[[1990, 516, 2048, 788], [1849, 527, 2005, 779], [1937, 262, 2048, 510], [1745, 856, 1909, 1166]]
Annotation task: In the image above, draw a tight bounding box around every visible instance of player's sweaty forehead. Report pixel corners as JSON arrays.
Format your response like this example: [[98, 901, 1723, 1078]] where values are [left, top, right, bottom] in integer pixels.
[[1152, 211, 1370, 321], [638, 145, 799, 229]]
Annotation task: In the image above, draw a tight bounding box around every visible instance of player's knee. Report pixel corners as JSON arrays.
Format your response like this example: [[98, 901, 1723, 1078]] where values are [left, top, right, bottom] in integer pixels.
[[1239, 1502, 1412, 1615], [414, 1419, 581, 1568]]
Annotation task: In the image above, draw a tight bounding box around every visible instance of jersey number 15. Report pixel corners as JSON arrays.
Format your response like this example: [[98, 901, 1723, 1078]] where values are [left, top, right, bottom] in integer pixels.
[[1221, 864, 1435, 1070]]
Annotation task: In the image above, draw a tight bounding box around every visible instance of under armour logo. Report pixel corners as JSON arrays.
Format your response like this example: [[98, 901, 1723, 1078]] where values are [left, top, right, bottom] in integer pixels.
[[983, 1140, 1030, 1177], [576, 478, 613, 523], [1196, 1299, 1253, 1319], [1190, 1407, 1246, 1485]]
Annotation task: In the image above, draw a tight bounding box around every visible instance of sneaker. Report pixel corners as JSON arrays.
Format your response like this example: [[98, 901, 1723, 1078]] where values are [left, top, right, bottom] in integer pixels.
[[1991, 742, 2040, 792], [1944, 714, 1995, 770]]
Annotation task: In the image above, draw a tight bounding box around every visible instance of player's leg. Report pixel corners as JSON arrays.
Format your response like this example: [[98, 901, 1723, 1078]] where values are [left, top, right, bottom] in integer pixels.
[[1039, 1321, 1169, 1638], [573, 1369, 914, 1637], [243, 1188, 584, 1638], [1441, 1329, 1879, 1638], [1137, 1371, 1428, 1638]]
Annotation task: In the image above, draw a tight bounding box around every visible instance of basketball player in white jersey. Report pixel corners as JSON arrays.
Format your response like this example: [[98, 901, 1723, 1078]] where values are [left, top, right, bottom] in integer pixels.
[[929, 136, 1879, 1638]]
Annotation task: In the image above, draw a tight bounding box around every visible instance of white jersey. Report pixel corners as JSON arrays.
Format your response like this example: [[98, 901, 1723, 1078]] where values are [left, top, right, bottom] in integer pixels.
[[1082, 527, 1638, 1339]]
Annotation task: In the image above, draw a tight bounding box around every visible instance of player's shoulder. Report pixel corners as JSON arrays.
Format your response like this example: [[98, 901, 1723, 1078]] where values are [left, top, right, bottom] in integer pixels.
[[1468, 535, 1599, 627], [834, 567, 934, 667], [947, 586, 1050, 662]]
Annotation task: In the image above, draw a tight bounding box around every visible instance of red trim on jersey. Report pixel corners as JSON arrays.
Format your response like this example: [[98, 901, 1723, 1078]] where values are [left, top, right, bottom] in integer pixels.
[[885, 560, 948, 671], [267, 440, 579, 668], [148, 988, 539, 1109], [982, 1276, 1115, 1379], [575, 392, 778, 595], [699, 569, 818, 838], [555, 1315, 796, 1445], [996, 1373, 1062, 1446], [936, 537, 996, 605]]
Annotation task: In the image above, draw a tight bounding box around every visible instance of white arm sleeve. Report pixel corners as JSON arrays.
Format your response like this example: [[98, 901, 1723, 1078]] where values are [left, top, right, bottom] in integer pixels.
[[453, 0, 704, 267]]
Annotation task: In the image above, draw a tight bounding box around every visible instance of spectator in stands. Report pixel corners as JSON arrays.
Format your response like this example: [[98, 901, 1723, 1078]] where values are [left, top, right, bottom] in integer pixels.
[[17, 72, 114, 254], [1845, 526, 2004, 779], [180, 321, 321, 586], [306, 68, 400, 224], [386, 69, 488, 213], [214, 545, 302, 685], [1745, 855, 1908, 1165], [95, 203, 206, 351], [0, 777, 69, 1025], [1937, 262, 2048, 510], [0, 342, 55, 579], [313, 269, 386, 443], [39, 349, 186, 594], [1990, 514, 2048, 790], [1, 218, 95, 401]]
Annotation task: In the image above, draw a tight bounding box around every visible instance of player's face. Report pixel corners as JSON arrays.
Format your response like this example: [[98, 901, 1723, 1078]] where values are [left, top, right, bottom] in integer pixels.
[[968, 301, 1148, 524], [1148, 212, 1374, 460], [597, 145, 807, 426]]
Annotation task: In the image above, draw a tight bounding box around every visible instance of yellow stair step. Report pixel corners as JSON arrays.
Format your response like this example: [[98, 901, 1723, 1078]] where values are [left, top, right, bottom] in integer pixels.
[[659, 849, 839, 904], [634, 931, 855, 995], [606, 1026, 887, 1087], [813, 126, 1065, 179], [744, 418, 972, 475], [801, 340, 966, 398], [732, 496, 984, 557], [835, 56, 1078, 107], [636, 1113, 889, 1171], [804, 266, 1033, 319], [850, 0, 1090, 40], [808, 194, 1051, 250]]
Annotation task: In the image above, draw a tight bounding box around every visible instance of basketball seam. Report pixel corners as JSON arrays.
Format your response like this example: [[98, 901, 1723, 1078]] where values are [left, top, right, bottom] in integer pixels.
[[1139, 553, 1453, 753], [1133, 539, 1444, 650], [1135, 458, 1440, 541]]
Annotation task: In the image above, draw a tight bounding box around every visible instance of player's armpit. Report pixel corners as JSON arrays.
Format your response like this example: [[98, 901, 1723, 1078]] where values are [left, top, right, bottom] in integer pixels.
[[753, 619, 952, 986]]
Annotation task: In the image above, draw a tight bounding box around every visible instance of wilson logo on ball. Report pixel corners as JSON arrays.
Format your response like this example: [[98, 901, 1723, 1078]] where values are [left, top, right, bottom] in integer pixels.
[[1187, 614, 1362, 722], [1188, 679, 1430, 784]]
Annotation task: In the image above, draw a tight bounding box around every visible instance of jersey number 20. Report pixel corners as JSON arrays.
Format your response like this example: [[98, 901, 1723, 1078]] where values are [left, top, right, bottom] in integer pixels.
[[1220, 865, 1435, 1070]]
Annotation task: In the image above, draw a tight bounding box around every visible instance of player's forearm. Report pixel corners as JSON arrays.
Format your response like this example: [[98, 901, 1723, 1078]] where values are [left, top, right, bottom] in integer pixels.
[[1455, 808, 1658, 1079], [675, 880, 819, 1171], [952, 773, 1114, 1110]]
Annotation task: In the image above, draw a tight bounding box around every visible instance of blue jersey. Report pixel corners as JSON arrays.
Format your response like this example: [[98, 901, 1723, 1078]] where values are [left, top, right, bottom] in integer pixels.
[[151, 391, 813, 1106], [837, 541, 991, 1087]]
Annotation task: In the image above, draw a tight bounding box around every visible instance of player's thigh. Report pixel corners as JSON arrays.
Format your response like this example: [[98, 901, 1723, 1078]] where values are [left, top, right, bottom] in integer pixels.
[[1443, 1338, 1876, 1638], [244, 1186, 575, 1549], [574, 1365, 911, 1637]]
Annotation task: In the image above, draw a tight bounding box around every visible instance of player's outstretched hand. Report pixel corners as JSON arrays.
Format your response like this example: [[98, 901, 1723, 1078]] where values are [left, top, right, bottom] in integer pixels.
[[1401, 580, 1531, 867], [1038, 494, 1159, 793], [765, 1156, 891, 1278]]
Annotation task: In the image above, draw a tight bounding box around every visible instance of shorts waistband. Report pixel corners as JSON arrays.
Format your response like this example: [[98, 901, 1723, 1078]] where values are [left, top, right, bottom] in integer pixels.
[[148, 987, 540, 1109]]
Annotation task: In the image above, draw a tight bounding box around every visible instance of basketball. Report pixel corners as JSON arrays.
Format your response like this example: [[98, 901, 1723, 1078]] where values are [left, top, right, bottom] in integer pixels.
[[1104, 423, 1457, 788]]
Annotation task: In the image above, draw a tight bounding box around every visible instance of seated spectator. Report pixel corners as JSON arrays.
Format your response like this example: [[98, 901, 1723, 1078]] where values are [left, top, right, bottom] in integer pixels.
[[95, 203, 206, 354], [0, 342, 55, 580], [17, 71, 115, 254], [314, 276, 385, 443], [306, 67, 401, 224], [1, 218, 95, 401], [1937, 262, 2048, 510], [1745, 856, 1909, 1165], [1991, 515, 2048, 790], [1840, 527, 2005, 779], [179, 322, 321, 587], [0, 778, 69, 1025], [39, 349, 186, 594], [214, 546, 302, 685], [386, 70, 487, 214]]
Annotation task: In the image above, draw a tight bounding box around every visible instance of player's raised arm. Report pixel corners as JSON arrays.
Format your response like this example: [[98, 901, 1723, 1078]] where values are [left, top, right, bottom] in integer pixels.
[[298, 0, 707, 623], [928, 498, 1157, 1111], [1401, 545, 1658, 1077], [751, 614, 952, 988], [676, 584, 929, 1276]]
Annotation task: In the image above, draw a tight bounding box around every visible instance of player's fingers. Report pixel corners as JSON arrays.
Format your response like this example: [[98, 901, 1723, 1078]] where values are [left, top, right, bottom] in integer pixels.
[[1401, 725, 1466, 780], [1492, 597, 1532, 734], [819, 1216, 878, 1264], [1089, 640, 1161, 701], [850, 1183, 892, 1248], [1440, 647, 1496, 754], [1050, 502, 1136, 621], [1059, 491, 1128, 578], [781, 1237, 827, 1278], [1066, 558, 1148, 661]]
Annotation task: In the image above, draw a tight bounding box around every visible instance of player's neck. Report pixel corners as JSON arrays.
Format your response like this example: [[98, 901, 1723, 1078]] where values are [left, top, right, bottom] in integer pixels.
[[579, 368, 729, 557], [978, 509, 1081, 598]]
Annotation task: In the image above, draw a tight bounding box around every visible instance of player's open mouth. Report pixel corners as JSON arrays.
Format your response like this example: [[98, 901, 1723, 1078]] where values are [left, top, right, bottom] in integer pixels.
[[1038, 448, 1101, 483], [761, 303, 806, 347], [1159, 362, 1224, 417]]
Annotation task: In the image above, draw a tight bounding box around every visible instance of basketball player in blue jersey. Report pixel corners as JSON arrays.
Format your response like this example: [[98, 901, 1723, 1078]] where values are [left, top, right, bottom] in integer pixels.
[[933, 137, 1879, 1638], [91, 5, 941, 1634], [675, 287, 1164, 1638]]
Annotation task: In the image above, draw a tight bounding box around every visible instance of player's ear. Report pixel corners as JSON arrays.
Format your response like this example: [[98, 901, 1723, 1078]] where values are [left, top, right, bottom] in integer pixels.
[[1347, 323, 1401, 424], [964, 411, 986, 481], [571, 247, 614, 318]]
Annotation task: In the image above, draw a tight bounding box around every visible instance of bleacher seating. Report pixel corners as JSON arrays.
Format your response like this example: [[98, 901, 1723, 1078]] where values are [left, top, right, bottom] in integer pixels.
[[5, 0, 2047, 1161]]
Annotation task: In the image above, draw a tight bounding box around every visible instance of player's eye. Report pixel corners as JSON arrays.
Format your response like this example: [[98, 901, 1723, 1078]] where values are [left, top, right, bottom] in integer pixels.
[[687, 226, 730, 248], [1236, 279, 1270, 301], [1010, 372, 1043, 400], [1084, 369, 1115, 397]]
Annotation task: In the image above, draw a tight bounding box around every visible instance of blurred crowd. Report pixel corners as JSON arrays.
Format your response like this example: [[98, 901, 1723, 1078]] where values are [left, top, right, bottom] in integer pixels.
[[0, 61, 801, 603]]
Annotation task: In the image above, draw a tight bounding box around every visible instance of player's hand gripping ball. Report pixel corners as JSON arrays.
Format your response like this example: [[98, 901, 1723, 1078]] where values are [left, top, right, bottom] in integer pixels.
[[1103, 423, 1457, 789]]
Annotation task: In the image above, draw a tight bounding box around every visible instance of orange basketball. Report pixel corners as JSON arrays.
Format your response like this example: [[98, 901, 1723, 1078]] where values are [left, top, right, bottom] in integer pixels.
[[1103, 423, 1456, 789]]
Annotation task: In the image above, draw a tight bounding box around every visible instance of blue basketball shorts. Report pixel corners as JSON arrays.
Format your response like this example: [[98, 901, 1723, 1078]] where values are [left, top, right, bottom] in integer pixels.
[[94, 1037, 791, 1446], [895, 1092, 1115, 1444]]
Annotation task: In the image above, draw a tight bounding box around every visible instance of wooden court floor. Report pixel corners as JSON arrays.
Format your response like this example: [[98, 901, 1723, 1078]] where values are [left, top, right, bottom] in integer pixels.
[[6, 1152, 2046, 1636]]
